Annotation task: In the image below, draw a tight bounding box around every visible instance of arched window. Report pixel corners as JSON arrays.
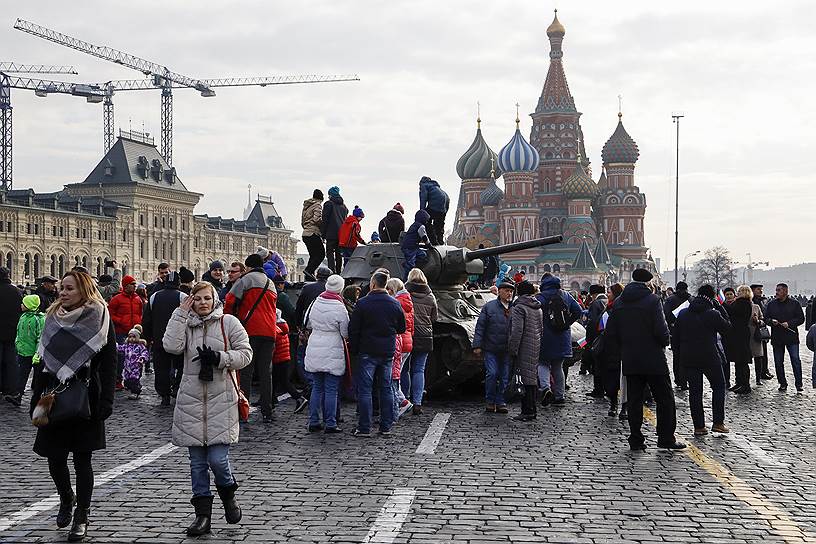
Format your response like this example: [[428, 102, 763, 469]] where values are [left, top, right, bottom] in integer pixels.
[[50, 255, 56, 276], [58, 255, 65, 277], [97, 257, 103, 277], [122, 261, 129, 276], [74, 256, 80, 268], [542, 264, 551, 273], [5, 252, 12, 271], [582, 281, 591, 291], [552, 264, 561, 273], [82, 256, 88, 269], [24, 253, 31, 277], [570, 281, 580, 291], [33, 254, 40, 278]]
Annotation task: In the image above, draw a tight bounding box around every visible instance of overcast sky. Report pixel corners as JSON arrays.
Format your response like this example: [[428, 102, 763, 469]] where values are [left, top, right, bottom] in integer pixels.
[[3, 1, 814, 269]]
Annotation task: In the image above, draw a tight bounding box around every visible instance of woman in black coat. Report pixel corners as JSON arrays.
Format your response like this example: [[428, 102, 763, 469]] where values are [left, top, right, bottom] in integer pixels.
[[30, 270, 117, 542], [723, 286, 754, 394]]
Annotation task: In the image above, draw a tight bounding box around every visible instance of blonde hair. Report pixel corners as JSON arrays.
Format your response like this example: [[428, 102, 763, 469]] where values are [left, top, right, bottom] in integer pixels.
[[406, 268, 428, 284], [191, 281, 218, 299], [47, 270, 105, 316], [386, 278, 405, 293], [736, 285, 753, 300]]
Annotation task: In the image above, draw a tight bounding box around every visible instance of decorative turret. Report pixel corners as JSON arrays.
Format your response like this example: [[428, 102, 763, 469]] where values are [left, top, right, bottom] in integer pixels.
[[498, 113, 540, 173], [601, 112, 639, 165], [593, 235, 612, 265], [572, 237, 598, 270], [456, 117, 500, 180], [562, 158, 597, 200], [480, 178, 504, 206]]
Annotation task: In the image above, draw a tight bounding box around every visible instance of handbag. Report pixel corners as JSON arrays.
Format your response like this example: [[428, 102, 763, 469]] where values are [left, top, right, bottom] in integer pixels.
[[221, 317, 250, 422], [298, 300, 315, 346], [754, 323, 771, 342], [32, 375, 91, 428], [590, 332, 606, 359]]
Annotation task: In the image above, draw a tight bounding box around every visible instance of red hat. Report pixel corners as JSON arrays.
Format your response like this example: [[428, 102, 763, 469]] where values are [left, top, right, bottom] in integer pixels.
[[393, 202, 405, 214], [123, 275, 137, 286]]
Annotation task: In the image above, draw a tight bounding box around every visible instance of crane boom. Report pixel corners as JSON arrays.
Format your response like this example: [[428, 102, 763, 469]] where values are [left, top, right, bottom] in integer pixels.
[[2, 76, 104, 100], [0, 63, 77, 74], [98, 74, 360, 91]]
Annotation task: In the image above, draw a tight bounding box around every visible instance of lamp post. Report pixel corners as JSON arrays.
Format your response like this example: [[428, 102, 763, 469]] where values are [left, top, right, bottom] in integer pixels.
[[672, 113, 684, 286], [683, 250, 700, 282]]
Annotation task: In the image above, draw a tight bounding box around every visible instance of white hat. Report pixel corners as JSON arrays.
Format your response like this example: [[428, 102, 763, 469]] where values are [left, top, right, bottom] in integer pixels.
[[326, 274, 344, 294], [256, 246, 269, 259]]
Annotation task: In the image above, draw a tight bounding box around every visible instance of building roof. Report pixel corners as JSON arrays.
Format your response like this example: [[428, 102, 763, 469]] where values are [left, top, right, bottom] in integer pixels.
[[245, 195, 286, 229], [536, 12, 576, 115], [2, 188, 126, 217], [82, 132, 188, 190], [563, 161, 597, 200], [602, 114, 640, 164], [456, 123, 500, 180], [572, 237, 599, 270], [593, 236, 612, 265], [480, 178, 504, 206], [546, 10, 565, 37], [498, 127, 540, 174]]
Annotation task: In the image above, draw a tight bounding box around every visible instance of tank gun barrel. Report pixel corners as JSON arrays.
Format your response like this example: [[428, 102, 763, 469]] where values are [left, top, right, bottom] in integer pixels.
[[465, 235, 563, 261]]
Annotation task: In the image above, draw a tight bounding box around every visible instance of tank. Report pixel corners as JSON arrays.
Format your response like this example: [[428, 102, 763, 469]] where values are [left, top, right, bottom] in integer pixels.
[[342, 235, 564, 393]]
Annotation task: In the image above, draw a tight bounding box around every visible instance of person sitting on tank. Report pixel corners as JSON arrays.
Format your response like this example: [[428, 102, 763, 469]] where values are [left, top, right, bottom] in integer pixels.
[[400, 210, 431, 277]]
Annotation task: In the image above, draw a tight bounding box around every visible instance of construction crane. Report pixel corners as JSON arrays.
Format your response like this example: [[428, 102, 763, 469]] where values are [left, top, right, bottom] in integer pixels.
[[0, 63, 80, 190]]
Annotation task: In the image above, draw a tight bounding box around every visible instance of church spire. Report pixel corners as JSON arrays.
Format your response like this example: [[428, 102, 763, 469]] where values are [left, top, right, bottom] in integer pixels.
[[536, 9, 576, 114]]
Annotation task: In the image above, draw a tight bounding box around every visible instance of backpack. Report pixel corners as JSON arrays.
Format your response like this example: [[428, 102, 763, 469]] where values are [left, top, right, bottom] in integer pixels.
[[543, 292, 570, 332]]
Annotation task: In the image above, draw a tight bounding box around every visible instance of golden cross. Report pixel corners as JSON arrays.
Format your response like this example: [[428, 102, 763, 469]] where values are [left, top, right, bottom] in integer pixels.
[[515, 102, 520, 127]]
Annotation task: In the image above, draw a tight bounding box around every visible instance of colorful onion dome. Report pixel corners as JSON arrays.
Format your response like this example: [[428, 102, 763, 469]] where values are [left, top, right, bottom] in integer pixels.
[[563, 160, 597, 199], [498, 118, 540, 174], [601, 113, 639, 164], [480, 179, 504, 206], [547, 9, 565, 37], [456, 121, 500, 180]]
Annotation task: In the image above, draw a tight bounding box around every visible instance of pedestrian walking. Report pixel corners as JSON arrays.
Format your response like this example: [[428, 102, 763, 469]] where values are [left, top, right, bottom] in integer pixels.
[[142, 271, 187, 406], [402, 268, 437, 415], [585, 284, 608, 398], [302, 189, 326, 281], [387, 277, 414, 418], [108, 274, 143, 391], [765, 282, 806, 391], [401, 210, 430, 277], [0, 266, 22, 402], [674, 284, 731, 436], [749, 294, 767, 385], [600, 283, 624, 417], [604, 269, 685, 450], [723, 285, 754, 394], [117, 328, 148, 399], [378, 202, 405, 243], [508, 280, 544, 421], [473, 278, 514, 414], [11, 294, 45, 407], [348, 271, 406, 436], [664, 281, 692, 390], [536, 275, 582, 406], [751, 284, 773, 380], [321, 186, 349, 273], [418, 176, 450, 245], [338, 206, 366, 268], [304, 274, 349, 433], [224, 254, 278, 422], [162, 281, 252, 536], [30, 270, 116, 542], [294, 266, 332, 394]]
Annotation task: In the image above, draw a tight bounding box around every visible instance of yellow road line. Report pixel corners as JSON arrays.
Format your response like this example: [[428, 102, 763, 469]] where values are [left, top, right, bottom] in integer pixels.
[[643, 408, 815, 543]]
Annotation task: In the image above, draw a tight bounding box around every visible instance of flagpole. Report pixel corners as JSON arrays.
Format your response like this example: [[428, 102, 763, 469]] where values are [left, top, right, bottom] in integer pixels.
[[672, 114, 684, 286]]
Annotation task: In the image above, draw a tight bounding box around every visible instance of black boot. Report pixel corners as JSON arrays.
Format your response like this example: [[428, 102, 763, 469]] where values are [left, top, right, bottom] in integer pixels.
[[56, 490, 76, 528], [216, 481, 242, 524], [67, 506, 88, 542], [186, 495, 213, 536]]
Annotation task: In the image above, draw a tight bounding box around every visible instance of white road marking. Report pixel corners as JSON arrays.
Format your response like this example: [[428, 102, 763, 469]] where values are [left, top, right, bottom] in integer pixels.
[[415, 413, 450, 455], [0, 442, 179, 533], [723, 433, 789, 468], [361, 487, 416, 544]]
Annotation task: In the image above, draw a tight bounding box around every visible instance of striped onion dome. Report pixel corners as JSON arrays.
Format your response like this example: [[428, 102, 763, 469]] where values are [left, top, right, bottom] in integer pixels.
[[498, 125, 540, 173], [601, 113, 639, 164], [480, 178, 504, 206], [563, 160, 597, 199], [456, 123, 500, 180]]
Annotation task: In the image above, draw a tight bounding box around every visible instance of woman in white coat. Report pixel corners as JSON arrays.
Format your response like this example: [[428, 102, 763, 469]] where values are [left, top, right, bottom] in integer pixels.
[[163, 281, 252, 536], [304, 274, 349, 433]]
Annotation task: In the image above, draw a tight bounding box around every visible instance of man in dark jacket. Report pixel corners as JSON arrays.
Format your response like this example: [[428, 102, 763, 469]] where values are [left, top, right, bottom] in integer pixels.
[[473, 279, 515, 413], [605, 269, 684, 450], [674, 285, 731, 435], [585, 284, 608, 397], [321, 186, 349, 273], [418, 176, 450, 246], [0, 267, 22, 401], [142, 271, 187, 406], [202, 261, 226, 292], [146, 262, 171, 297], [765, 282, 806, 391], [34, 275, 57, 312], [348, 271, 406, 436], [663, 281, 693, 390], [378, 203, 405, 243]]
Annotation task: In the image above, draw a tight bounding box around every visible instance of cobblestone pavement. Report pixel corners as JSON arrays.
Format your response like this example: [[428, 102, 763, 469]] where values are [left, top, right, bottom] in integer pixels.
[[1, 341, 814, 543]]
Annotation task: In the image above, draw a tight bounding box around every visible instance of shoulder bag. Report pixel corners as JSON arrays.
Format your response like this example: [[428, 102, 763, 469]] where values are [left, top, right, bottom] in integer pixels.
[[32, 373, 91, 428], [298, 300, 315, 346], [754, 322, 771, 342], [221, 316, 250, 422], [239, 278, 270, 327]]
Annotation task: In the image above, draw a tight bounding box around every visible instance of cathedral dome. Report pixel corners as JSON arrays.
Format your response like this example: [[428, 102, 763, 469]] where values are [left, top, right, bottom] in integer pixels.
[[547, 10, 565, 37], [601, 114, 639, 164], [456, 123, 499, 180], [563, 161, 597, 199], [480, 179, 504, 206], [498, 125, 540, 174]]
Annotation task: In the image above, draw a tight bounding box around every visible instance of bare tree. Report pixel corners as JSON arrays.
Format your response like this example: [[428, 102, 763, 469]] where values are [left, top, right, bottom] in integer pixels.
[[694, 246, 736, 290]]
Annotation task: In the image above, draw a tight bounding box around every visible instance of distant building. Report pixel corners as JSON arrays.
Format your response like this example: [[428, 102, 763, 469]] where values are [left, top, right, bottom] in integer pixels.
[[449, 10, 656, 290], [0, 130, 296, 284]]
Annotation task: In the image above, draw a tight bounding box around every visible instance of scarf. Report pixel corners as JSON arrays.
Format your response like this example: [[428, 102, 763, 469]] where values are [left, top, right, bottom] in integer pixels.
[[320, 291, 344, 303], [38, 301, 111, 383]]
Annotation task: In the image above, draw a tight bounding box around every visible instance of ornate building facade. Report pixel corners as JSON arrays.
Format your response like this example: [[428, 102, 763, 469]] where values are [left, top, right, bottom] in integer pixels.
[[0, 130, 297, 285], [450, 10, 657, 290]]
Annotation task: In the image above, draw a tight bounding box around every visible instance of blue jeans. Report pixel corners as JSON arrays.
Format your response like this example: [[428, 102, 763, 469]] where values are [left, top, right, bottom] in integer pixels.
[[297, 344, 313, 388], [400, 351, 429, 406], [188, 444, 233, 498], [402, 247, 427, 277], [686, 365, 726, 428], [538, 358, 565, 400], [773, 343, 802, 388], [341, 247, 354, 268], [483, 351, 510, 405], [356, 354, 395, 433], [309, 372, 341, 428]]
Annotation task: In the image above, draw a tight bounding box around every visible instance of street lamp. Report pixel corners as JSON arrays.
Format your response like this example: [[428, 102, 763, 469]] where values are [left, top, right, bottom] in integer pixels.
[[672, 112, 684, 286], [683, 250, 700, 282]]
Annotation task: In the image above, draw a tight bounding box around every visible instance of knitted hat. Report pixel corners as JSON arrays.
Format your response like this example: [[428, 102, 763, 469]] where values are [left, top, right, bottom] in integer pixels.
[[371, 231, 381, 242], [123, 275, 137, 287], [313, 189, 324, 200], [589, 284, 605, 295], [245, 254, 264, 269], [517, 280, 535, 296], [179, 266, 195, 283], [255, 246, 269, 259], [393, 202, 405, 214], [165, 271, 180, 286], [98, 274, 113, 284], [209, 260, 224, 272], [22, 294, 40, 312], [326, 274, 344, 294], [328, 186, 340, 198], [316, 266, 332, 281], [352, 206, 364, 218], [631, 268, 654, 283], [127, 328, 141, 339], [134, 324, 143, 333], [750, 284, 763, 289]]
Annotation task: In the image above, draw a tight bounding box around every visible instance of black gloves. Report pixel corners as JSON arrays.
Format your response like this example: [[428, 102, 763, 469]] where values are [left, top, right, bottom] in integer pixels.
[[194, 345, 221, 382]]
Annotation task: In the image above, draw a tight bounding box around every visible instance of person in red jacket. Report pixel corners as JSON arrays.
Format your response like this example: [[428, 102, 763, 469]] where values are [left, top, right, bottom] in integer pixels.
[[338, 206, 366, 270], [386, 277, 415, 418], [271, 309, 308, 413], [224, 254, 278, 422], [108, 275, 144, 389]]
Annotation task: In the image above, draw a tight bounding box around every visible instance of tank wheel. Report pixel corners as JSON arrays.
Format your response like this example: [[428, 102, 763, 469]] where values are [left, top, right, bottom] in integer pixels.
[[425, 337, 462, 397]]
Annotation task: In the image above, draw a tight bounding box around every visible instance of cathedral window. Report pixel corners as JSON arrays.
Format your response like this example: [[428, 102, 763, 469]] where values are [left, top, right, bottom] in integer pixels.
[[6, 222, 11, 232], [59, 226, 63, 237], [139, 240, 145, 258], [52, 225, 57, 236], [169, 217, 173, 229], [154, 217, 158, 228], [26, 224, 31, 234], [82, 229, 87, 239], [139, 214, 144, 227], [162, 217, 166, 229], [34, 224, 39, 235], [33, 255, 40, 278]]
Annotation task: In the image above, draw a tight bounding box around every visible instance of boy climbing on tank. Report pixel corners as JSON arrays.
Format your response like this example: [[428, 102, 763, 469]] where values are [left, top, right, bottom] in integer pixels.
[[401, 210, 430, 277]]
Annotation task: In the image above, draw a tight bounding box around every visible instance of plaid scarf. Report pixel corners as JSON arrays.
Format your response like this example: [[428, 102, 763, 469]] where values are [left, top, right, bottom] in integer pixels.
[[38, 301, 111, 383]]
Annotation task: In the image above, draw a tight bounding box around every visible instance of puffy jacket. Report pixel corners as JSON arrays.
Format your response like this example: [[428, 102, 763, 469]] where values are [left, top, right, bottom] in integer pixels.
[[263, 252, 288, 279], [378, 209, 405, 243], [338, 216, 365, 249], [98, 268, 122, 302], [473, 298, 511, 354], [765, 297, 805, 346], [507, 295, 543, 386], [419, 176, 450, 213], [0, 280, 22, 342], [321, 195, 348, 241], [674, 296, 731, 369], [536, 275, 583, 360], [301, 197, 323, 238], [163, 305, 252, 447], [395, 290, 414, 353], [273, 322, 291, 364], [402, 210, 430, 250], [142, 286, 187, 344], [406, 281, 437, 353], [16, 310, 44, 357], [108, 291, 144, 336], [224, 268, 278, 338], [348, 290, 406, 358], [304, 293, 349, 375]]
